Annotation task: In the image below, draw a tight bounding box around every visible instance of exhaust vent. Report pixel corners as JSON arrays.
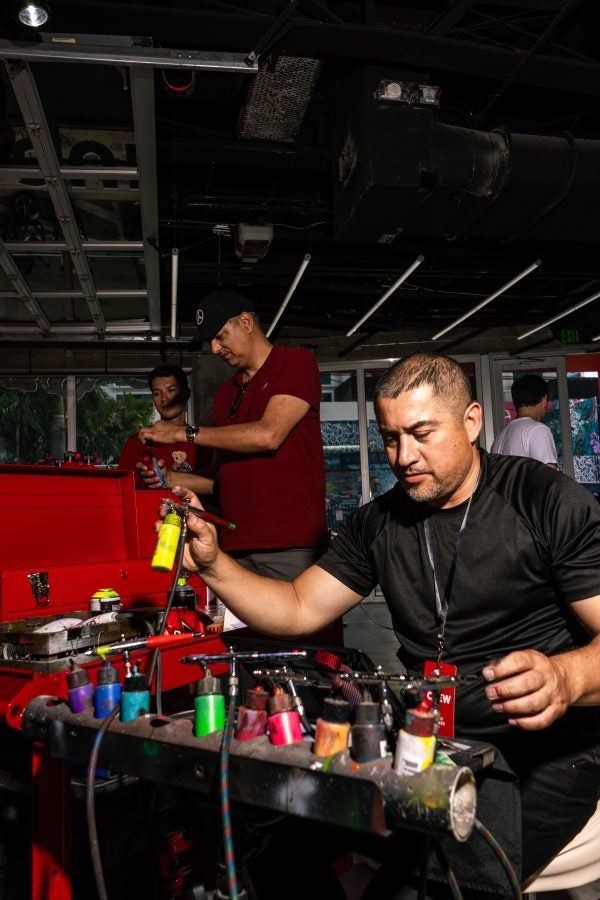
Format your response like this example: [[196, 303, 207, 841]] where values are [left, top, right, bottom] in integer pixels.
[[332, 67, 600, 245], [238, 56, 322, 143]]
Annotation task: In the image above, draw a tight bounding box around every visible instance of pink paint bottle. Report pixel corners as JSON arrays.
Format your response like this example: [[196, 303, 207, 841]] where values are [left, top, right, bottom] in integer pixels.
[[267, 688, 303, 746], [235, 686, 269, 742]]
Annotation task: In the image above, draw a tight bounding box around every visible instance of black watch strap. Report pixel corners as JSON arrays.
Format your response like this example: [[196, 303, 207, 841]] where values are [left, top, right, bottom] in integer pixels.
[[185, 423, 200, 443]]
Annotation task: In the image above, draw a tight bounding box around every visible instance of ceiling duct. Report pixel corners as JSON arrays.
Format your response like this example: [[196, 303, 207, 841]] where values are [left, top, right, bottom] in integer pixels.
[[332, 67, 600, 246], [237, 56, 322, 143]]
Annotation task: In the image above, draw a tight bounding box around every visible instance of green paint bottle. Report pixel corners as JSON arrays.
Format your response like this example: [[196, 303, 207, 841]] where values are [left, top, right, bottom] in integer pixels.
[[194, 675, 225, 738]]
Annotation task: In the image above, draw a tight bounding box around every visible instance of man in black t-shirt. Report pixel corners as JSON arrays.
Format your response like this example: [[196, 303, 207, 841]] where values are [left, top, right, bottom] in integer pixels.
[[169, 352, 600, 896]]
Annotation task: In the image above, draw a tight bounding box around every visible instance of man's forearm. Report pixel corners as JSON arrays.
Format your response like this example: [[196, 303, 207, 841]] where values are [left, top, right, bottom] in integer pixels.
[[193, 550, 306, 636], [168, 471, 214, 495], [187, 421, 284, 454]]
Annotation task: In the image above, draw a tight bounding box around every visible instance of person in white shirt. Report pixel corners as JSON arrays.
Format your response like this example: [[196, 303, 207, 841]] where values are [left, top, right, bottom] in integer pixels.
[[491, 373, 558, 468]]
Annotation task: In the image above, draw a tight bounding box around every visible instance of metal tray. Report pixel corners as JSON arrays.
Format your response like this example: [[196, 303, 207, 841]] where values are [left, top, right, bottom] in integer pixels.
[[0, 610, 153, 660]]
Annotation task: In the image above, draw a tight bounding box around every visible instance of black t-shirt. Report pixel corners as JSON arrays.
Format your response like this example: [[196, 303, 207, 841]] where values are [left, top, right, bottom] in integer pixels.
[[317, 451, 600, 737]]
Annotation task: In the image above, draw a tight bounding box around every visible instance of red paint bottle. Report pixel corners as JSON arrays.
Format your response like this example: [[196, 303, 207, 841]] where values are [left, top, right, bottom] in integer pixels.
[[235, 685, 269, 742], [267, 688, 303, 746]]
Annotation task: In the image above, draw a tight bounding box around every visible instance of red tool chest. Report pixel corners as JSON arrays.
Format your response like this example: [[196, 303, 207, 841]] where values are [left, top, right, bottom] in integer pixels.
[[0, 463, 213, 728], [0, 463, 207, 618]]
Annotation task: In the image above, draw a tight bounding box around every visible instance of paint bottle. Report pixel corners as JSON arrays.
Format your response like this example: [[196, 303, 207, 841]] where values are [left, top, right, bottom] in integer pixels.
[[350, 699, 387, 763], [94, 660, 122, 718], [394, 698, 437, 776], [194, 675, 225, 738], [151, 509, 182, 572], [313, 697, 351, 757], [89, 587, 121, 613], [67, 661, 95, 714], [140, 446, 168, 487], [267, 688, 303, 746], [235, 685, 269, 742], [120, 664, 150, 723], [173, 575, 196, 610]]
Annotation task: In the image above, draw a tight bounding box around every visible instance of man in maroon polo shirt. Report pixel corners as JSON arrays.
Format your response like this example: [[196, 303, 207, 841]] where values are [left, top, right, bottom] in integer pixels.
[[138, 291, 334, 638]]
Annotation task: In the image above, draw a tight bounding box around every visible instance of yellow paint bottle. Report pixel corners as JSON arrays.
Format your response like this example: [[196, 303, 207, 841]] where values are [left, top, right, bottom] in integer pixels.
[[151, 510, 182, 572]]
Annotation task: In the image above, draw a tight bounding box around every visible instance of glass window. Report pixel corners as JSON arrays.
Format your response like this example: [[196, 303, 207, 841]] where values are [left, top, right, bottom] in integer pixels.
[[76, 377, 155, 466], [0, 377, 67, 463], [364, 369, 398, 498], [320, 371, 361, 533], [566, 362, 600, 496], [0, 376, 159, 467]]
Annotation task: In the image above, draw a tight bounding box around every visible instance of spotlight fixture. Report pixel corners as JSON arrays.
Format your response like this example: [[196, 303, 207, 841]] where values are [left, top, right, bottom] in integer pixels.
[[15, 1, 51, 27]]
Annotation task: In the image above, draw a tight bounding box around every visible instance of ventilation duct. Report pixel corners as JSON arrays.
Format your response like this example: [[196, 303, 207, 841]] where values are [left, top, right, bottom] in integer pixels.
[[238, 56, 322, 143], [332, 68, 600, 245]]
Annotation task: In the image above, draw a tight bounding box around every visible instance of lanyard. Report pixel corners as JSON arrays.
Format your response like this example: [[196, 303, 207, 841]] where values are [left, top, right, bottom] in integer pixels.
[[423, 471, 480, 666]]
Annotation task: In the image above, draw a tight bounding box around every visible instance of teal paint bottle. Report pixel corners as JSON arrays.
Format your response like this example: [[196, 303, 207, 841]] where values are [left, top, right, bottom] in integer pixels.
[[120, 664, 150, 723]]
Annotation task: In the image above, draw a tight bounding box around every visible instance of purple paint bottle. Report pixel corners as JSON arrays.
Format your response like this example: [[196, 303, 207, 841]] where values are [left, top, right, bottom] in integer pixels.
[[67, 661, 94, 714]]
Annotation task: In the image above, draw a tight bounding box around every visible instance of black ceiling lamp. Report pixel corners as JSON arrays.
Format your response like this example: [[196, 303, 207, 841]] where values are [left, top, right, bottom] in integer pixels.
[[14, 1, 51, 28]]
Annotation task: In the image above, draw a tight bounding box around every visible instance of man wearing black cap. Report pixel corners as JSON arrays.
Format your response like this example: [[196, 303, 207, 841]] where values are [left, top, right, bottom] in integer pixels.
[[138, 290, 332, 633]]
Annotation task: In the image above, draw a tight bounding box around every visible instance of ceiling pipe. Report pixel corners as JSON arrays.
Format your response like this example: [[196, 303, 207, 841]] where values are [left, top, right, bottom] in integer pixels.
[[432, 259, 541, 341], [170, 248, 179, 338], [266, 253, 311, 338], [517, 287, 600, 342], [346, 254, 424, 337]]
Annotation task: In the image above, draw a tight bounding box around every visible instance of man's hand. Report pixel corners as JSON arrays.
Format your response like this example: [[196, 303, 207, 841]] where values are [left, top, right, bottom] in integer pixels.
[[170, 486, 221, 573], [138, 421, 184, 445], [482, 649, 572, 731], [137, 459, 170, 490]]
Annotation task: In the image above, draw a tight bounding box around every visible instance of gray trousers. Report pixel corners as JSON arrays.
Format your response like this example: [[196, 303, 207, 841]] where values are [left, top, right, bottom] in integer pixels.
[[230, 546, 324, 580], [228, 546, 342, 645]]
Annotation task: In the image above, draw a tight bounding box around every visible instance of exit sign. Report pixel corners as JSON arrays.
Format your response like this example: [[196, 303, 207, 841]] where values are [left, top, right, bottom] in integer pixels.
[[561, 328, 581, 344]]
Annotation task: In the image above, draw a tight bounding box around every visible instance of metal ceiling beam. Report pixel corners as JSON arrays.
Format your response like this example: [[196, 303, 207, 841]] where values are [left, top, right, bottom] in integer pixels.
[[0, 165, 138, 179], [0, 22, 596, 93], [5, 59, 107, 334], [5, 242, 144, 253], [0, 290, 148, 299], [426, 0, 473, 35], [0, 41, 258, 74], [129, 66, 161, 335], [0, 322, 155, 340], [14, 16, 594, 96], [0, 241, 52, 333]]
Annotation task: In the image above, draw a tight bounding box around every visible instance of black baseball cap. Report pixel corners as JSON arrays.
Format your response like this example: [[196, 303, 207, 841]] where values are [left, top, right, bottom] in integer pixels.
[[193, 290, 256, 343]]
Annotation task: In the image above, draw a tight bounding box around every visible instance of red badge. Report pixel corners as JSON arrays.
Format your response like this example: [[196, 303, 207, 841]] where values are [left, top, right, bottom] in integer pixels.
[[424, 660, 457, 738]]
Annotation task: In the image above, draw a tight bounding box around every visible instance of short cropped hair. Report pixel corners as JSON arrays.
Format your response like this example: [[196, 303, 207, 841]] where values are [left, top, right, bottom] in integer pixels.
[[511, 374, 548, 410], [148, 363, 189, 393], [374, 353, 473, 417]]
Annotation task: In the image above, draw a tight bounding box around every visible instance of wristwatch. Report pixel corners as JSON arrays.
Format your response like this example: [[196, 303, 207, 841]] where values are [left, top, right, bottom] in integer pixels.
[[185, 423, 200, 443]]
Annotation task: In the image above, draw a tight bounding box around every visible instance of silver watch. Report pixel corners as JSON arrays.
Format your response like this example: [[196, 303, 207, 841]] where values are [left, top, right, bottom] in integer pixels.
[[185, 423, 200, 443]]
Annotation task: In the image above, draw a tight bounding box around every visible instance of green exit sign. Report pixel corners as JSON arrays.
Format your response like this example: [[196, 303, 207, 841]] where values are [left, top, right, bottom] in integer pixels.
[[560, 328, 581, 344]]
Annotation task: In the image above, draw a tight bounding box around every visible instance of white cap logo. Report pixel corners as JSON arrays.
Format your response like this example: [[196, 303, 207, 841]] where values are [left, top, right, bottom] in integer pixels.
[[196, 309, 204, 326]]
